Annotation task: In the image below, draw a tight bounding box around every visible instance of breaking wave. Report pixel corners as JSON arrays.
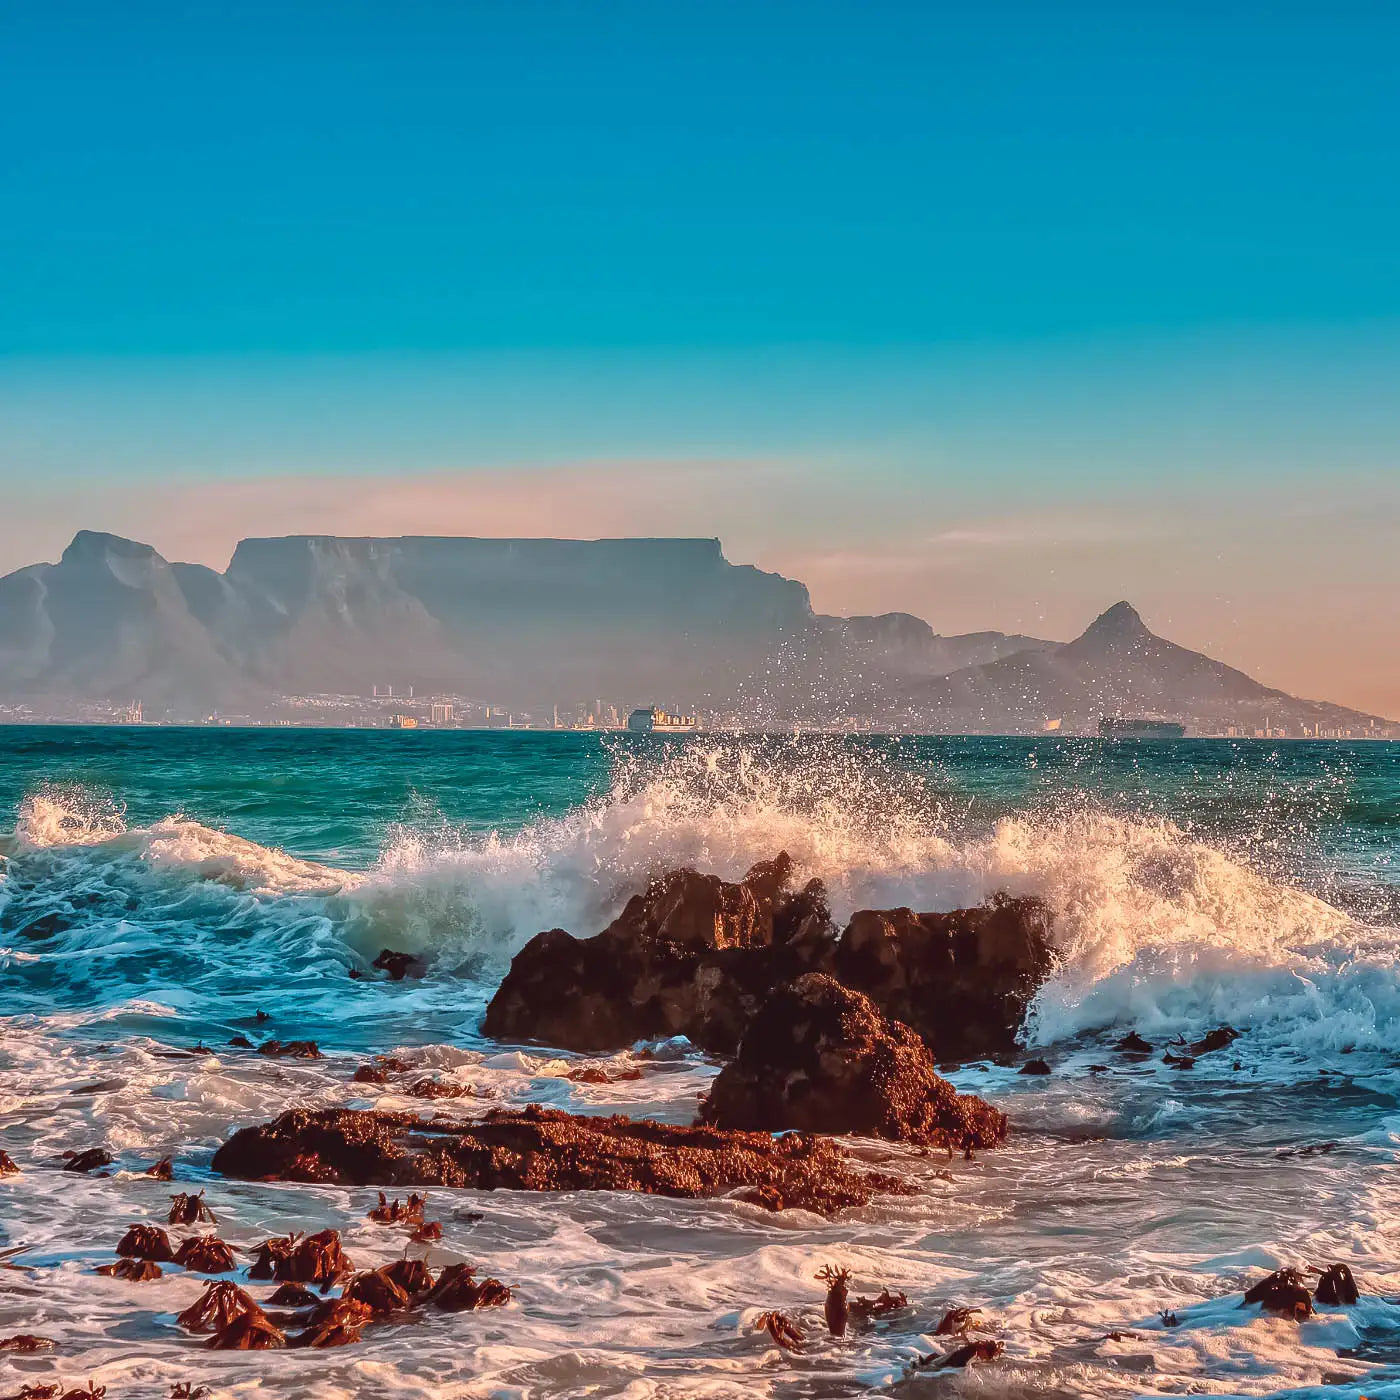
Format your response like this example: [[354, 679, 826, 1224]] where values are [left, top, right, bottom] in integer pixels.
[[5, 739, 1397, 1053]]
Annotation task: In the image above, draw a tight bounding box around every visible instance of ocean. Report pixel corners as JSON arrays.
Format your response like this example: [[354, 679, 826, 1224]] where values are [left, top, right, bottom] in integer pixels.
[[1, 727, 1398, 1399]]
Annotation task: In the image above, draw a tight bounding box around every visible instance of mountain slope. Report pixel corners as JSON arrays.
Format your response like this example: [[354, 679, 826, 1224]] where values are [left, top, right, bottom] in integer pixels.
[[899, 601, 1384, 733]]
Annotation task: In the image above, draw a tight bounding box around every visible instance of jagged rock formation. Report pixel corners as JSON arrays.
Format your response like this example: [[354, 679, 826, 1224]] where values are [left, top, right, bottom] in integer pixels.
[[210, 1103, 912, 1216], [482, 853, 1053, 1059], [699, 973, 1008, 1147], [481, 854, 838, 1054]]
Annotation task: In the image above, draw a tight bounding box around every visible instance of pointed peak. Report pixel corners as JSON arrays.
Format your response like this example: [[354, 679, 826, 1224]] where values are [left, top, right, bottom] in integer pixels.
[[1082, 600, 1150, 640]]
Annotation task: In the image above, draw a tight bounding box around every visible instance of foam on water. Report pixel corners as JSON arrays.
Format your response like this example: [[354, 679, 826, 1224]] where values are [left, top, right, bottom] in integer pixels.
[[6, 739, 1397, 1057], [5, 735, 1400, 1397]]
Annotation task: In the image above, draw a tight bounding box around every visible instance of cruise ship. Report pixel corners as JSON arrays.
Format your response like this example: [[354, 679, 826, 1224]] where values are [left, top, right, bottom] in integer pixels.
[[626, 707, 700, 734], [1099, 716, 1187, 739]]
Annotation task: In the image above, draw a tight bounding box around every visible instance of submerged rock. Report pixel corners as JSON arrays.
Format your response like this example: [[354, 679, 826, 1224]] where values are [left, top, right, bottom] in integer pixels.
[[372, 948, 428, 980], [177, 1281, 265, 1334], [483, 854, 1052, 1059], [115, 1224, 176, 1261], [699, 974, 1007, 1149], [1243, 1267, 1313, 1320], [1314, 1262, 1359, 1306], [211, 1104, 912, 1216], [62, 1147, 113, 1173]]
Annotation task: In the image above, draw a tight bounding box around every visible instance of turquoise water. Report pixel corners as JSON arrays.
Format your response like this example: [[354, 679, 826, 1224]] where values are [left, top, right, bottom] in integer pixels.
[[2, 728, 1399, 1398]]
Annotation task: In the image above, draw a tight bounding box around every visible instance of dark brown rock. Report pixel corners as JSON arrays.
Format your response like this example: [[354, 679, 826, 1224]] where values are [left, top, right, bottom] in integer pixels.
[[830, 895, 1053, 1060], [207, 1313, 286, 1350], [212, 1103, 911, 1216], [116, 1224, 176, 1261], [62, 1147, 113, 1173], [483, 855, 836, 1053], [177, 1281, 265, 1333], [382, 1257, 434, 1297], [699, 975, 1007, 1149], [273, 1229, 351, 1285], [266, 1282, 319, 1308], [343, 1267, 411, 1315], [257, 1039, 322, 1060], [0, 1151, 19, 1176], [423, 1263, 511, 1312], [144, 1157, 174, 1180], [168, 1191, 216, 1225], [1243, 1268, 1313, 1320], [0, 1335, 56, 1351], [1314, 1263, 1359, 1306], [483, 858, 1051, 1060], [372, 948, 428, 980], [96, 1257, 163, 1280], [173, 1236, 237, 1273]]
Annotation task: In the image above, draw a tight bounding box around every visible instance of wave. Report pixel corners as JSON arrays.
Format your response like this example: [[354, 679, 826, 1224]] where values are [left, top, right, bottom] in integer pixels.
[[5, 739, 1399, 1054]]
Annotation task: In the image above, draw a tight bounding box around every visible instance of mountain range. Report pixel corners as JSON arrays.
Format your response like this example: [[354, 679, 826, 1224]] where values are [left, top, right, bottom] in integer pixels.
[[0, 530, 1390, 735]]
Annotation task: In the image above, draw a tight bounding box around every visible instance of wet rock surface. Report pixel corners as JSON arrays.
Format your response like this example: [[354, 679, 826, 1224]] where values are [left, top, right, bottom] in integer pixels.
[[483, 854, 1051, 1059], [211, 1103, 912, 1215], [700, 974, 1007, 1148]]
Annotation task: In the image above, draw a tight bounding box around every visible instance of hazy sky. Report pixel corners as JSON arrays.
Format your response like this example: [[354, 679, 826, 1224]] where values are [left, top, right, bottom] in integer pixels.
[[3, 2, 1399, 715]]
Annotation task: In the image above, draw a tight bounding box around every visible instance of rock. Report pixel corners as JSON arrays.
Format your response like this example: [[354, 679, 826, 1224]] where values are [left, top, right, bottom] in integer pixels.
[[1314, 1263, 1359, 1306], [423, 1264, 511, 1311], [173, 1236, 237, 1273], [144, 1157, 174, 1180], [382, 1257, 434, 1297], [177, 1281, 265, 1333], [1116, 1032, 1152, 1053], [97, 1257, 163, 1280], [168, 1191, 216, 1225], [207, 1312, 286, 1349], [829, 894, 1053, 1060], [257, 1039, 322, 1060], [116, 1224, 176, 1261], [212, 1104, 912, 1216], [699, 975, 1007, 1148], [372, 948, 428, 980], [1243, 1268, 1313, 1320], [0, 1335, 56, 1351], [1188, 1026, 1241, 1055], [482, 856, 837, 1054], [272, 1229, 352, 1285], [266, 1282, 319, 1308], [0, 1150, 19, 1176], [293, 1298, 367, 1347], [1019, 1059, 1051, 1075], [483, 858, 1051, 1060], [62, 1147, 113, 1173], [342, 1267, 411, 1315]]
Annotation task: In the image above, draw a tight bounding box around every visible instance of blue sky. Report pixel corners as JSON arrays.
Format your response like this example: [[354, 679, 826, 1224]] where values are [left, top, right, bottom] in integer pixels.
[[3, 2, 1399, 711]]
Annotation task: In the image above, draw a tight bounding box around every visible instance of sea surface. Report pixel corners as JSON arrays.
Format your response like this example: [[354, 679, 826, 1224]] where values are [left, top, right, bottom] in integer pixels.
[[1, 727, 1399, 1400]]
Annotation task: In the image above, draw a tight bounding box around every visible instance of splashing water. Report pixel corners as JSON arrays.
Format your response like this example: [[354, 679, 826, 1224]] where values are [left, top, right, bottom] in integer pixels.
[[2, 728, 1399, 1398]]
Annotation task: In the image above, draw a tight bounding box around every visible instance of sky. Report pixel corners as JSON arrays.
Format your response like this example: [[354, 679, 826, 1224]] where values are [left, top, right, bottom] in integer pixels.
[[3, 1, 1399, 715]]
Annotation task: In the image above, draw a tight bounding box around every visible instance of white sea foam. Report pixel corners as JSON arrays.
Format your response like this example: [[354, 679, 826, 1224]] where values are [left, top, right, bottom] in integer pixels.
[[8, 743, 1398, 1056]]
